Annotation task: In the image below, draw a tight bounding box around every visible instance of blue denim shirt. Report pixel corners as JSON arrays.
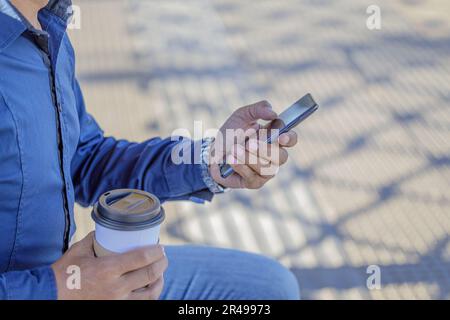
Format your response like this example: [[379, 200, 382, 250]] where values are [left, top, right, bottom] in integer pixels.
[[0, 0, 214, 299]]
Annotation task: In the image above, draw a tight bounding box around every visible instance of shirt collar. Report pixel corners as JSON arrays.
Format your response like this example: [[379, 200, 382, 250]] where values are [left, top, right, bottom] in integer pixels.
[[0, 0, 72, 53], [46, 0, 73, 22], [0, 0, 20, 21]]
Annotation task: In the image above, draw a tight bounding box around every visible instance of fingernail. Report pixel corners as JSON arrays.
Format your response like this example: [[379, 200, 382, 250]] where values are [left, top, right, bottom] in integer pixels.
[[248, 140, 258, 152], [161, 246, 166, 256], [279, 135, 289, 145]]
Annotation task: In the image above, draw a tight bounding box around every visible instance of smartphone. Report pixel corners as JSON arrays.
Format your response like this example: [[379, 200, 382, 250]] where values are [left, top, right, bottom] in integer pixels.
[[219, 93, 319, 178]]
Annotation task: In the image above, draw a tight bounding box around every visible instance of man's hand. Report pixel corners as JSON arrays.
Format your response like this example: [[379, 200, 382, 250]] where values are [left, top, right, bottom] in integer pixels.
[[51, 232, 168, 300], [209, 100, 298, 189]]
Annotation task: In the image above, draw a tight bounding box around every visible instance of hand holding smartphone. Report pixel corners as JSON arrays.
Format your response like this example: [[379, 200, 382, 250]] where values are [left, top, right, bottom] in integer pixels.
[[219, 93, 319, 178]]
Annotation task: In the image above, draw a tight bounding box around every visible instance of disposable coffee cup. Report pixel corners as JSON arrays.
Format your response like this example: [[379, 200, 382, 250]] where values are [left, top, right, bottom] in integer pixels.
[[91, 189, 165, 257]]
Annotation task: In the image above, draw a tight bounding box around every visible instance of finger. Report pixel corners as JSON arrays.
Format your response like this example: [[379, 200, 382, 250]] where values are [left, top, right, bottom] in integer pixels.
[[122, 256, 168, 291], [234, 144, 275, 178], [235, 100, 278, 122], [247, 140, 289, 165], [128, 277, 164, 300], [107, 245, 165, 275], [278, 131, 298, 148], [245, 160, 279, 178], [229, 155, 268, 189], [216, 126, 259, 160], [228, 154, 258, 180]]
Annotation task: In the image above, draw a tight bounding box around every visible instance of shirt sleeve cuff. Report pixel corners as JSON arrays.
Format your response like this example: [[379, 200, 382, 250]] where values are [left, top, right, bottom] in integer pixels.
[[4, 265, 57, 300], [163, 138, 214, 202]]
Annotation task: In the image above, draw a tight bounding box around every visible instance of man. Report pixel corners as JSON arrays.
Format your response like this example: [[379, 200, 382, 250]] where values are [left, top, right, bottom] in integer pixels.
[[0, 0, 300, 299]]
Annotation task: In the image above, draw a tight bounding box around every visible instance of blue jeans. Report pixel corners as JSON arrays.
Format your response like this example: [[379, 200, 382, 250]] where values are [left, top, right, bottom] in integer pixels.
[[161, 245, 300, 300]]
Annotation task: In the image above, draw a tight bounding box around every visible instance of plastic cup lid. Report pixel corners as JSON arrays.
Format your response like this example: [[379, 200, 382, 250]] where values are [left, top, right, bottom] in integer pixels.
[[91, 189, 165, 231]]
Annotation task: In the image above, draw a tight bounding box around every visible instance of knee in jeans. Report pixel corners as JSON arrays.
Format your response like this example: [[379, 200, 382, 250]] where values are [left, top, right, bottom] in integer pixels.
[[252, 256, 300, 300]]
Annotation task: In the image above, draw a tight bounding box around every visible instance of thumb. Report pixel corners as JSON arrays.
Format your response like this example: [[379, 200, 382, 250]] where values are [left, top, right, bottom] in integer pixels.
[[236, 100, 278, 122], [71, 231, 95, 256]]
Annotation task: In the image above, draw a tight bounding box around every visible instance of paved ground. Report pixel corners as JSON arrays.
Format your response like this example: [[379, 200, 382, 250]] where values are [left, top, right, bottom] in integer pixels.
[[69, 0, 450, 299]]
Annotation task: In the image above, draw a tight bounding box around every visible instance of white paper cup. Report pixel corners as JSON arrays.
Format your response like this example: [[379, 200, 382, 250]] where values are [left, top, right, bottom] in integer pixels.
[[91, 189, 165, 257]]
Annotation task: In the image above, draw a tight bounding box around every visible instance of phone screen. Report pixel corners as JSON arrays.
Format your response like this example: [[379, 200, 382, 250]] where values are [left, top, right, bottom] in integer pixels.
[[264, 93, 318, 143]]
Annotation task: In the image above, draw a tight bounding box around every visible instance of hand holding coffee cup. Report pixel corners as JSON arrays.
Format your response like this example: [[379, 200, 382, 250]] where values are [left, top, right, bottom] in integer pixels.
[[91, 189, 166, 292], [51, 189, 167, 299], [51, 232, 167, 300]]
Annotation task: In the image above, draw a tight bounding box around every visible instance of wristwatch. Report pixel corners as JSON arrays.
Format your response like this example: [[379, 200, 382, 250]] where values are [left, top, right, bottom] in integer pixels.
[[200, 137, 229, 194]]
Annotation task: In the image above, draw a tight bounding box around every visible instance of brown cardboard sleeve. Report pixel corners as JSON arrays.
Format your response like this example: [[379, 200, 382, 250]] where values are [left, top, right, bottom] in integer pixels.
[[93, 237, 115, 257]]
